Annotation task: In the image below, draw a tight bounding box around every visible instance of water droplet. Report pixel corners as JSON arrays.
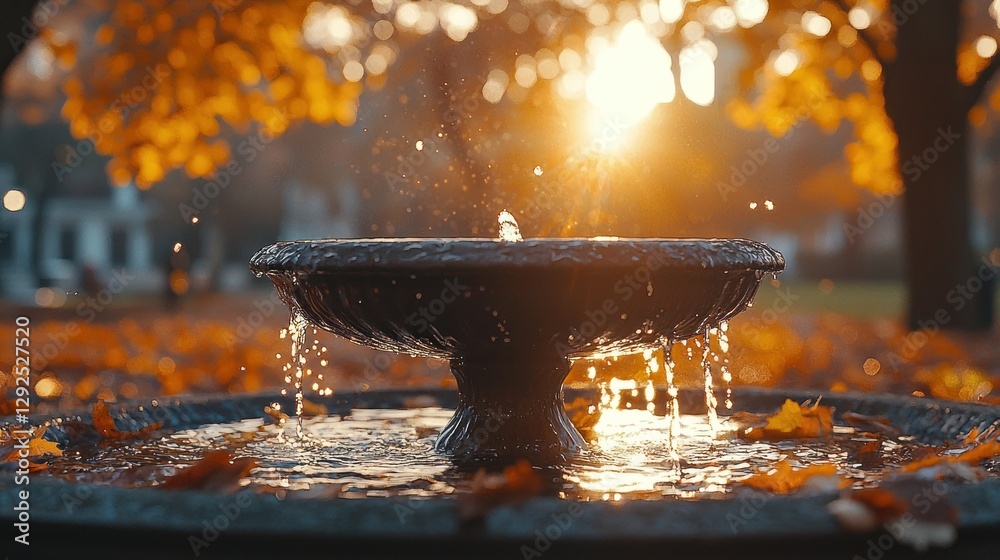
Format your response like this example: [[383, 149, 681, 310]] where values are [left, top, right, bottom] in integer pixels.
[[533, 165, 543, 176], [497, 210, 523, 242]]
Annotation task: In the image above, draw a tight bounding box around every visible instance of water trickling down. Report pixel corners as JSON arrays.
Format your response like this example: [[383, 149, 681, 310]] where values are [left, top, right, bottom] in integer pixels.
[[660, 341, 681, 464], [497, 210, 523, 242], [717, 322, 733, 410], [283, 309, 311, 438], [700, 330, 720, 437]]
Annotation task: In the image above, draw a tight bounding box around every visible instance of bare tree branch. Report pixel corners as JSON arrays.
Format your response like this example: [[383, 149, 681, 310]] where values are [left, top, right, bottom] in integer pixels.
[[827, 0, 887, 68], [967, 53, 1000, 109]]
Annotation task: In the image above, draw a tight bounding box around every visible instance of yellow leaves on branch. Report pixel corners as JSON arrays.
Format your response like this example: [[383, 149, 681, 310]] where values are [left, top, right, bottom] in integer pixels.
[[736, 398, 834, 441], [61, 0, 364, 188], [729, 23, 901, 198], [741, 459, 839, 493]]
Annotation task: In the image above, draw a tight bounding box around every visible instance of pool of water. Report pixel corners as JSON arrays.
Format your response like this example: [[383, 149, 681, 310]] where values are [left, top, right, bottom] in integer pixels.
[[42, 406, 933, 500]]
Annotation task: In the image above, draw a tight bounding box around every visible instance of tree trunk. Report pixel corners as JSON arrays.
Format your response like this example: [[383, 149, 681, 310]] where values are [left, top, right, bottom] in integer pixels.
[[882, 0, 993, 331]]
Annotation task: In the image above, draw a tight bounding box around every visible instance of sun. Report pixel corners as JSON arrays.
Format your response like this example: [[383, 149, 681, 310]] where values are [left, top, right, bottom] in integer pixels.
[[583, 21, 675, 147]]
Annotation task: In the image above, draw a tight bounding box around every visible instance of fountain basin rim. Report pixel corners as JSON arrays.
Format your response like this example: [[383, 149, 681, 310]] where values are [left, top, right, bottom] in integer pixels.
[[249, 237, 785, 274]]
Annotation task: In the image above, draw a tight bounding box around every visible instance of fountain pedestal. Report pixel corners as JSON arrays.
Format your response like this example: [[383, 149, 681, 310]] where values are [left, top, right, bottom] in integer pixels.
[[437, 357, 584, 461], [250, 238, 783, 462]]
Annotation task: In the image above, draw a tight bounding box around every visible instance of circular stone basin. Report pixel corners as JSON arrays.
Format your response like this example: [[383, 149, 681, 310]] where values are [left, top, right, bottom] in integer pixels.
[[250, 238, 784, 461], [8, 388, 1000, 559]]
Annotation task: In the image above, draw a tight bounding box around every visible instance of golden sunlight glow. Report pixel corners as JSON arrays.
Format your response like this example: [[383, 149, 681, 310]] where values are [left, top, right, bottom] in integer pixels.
[[733, 0, 768, 27], [680, 39, 716, 106], [801, 11, 831, 37], [659, 0, 684, 23], [848, 7, 871, 30], [976, 35, 998, 59], [773, 49, 800, 76], [585, 21, 675, 135]]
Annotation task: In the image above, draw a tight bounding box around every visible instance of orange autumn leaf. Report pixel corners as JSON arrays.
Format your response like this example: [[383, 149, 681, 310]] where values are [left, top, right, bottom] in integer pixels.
[[900, 439, 1000, 473], [2, 426, 62, 461], [740, 399, 834, 441], [160, 450, 257, 493], [741, 459, 839, 493], [92, 400, 162, 441], [457, 459, 545, 521]]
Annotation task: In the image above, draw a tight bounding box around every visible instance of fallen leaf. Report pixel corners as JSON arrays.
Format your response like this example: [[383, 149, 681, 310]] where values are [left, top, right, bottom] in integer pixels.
[[160, 450, 257, 493], [300, 398, 328, 417], [415, 426, 439, 438], [900, 438, 1000, 473], [456, 459, 544, 521], [740, 459, 840, 493], [2, 426, 62, 471], [842, 412, 900, 439], [738, 399, 834, 441], [92, 400, 162, 441], [851, 438, 884, 468], [262, 403, 289, 425]]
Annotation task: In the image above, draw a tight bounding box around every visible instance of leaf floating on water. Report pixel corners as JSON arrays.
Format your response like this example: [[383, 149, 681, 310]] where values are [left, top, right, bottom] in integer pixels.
[[457, 459, 544, 521], [736, 399, 834, 441], [1, 426, 62, 472], [842, 412, 901, 439], [160, 450, 257, 493], [740, 459, 840, 493], [92, 400, 163, 441], [299, 398, 328, 417], [900, 438, 1000, 473]]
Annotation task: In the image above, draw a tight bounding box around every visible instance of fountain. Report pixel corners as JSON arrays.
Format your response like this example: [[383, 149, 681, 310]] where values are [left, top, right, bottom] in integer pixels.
[[249, 235, 784, 461]]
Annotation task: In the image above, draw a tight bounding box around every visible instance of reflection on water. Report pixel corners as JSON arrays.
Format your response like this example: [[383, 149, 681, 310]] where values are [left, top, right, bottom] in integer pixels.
[[46, 405, 922, 500]]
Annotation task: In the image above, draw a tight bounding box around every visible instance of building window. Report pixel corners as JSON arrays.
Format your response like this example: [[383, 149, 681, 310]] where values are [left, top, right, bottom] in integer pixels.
[[59, 228, 76, 261], [110, 228, 128, 267]]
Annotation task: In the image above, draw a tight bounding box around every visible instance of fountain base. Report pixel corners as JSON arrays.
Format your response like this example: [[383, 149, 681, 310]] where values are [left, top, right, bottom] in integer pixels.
[[435, 357, 585, 463]]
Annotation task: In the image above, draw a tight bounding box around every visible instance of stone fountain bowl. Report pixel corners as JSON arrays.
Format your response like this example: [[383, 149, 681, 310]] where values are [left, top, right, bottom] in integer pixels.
[[250, 238, 784, 461]]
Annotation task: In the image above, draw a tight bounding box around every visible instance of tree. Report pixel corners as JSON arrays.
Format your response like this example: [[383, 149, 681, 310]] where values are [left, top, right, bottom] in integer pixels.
[[3, 0, 1000, 330]]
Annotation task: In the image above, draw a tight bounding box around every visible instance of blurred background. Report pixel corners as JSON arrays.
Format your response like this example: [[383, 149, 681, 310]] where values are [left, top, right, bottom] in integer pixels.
[[2, 0, 1000, 412]]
